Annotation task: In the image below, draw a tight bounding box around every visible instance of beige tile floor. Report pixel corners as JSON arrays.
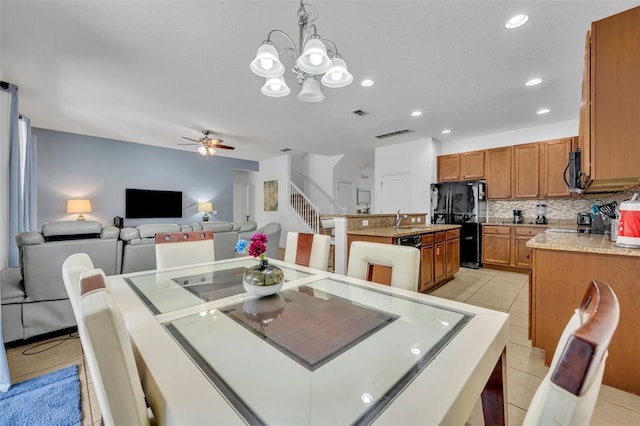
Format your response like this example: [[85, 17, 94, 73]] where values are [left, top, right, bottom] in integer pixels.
[[4, 266, 640, 425]]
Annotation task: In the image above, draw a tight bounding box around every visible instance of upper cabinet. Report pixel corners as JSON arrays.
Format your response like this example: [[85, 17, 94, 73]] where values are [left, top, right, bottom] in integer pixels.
[[580, 6, 640, 192], [437, 151, 485, 182], [461, 150, 485, 180], [514, 143, 540, 199], [437, 154, 461, 182], [541, 137, 576, 198], [486, 147, 512, 199]]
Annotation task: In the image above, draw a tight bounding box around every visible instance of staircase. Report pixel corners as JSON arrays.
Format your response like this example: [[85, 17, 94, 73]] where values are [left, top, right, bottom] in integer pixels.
[[289, 181, 320, 233]]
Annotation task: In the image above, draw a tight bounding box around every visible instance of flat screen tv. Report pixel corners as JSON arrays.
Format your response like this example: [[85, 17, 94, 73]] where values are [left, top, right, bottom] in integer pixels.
[[125, 188, 183, 219]]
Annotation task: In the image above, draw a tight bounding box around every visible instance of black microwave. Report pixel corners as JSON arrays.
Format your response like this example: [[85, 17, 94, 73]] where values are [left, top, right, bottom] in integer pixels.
[[564, 150, 585, 193]]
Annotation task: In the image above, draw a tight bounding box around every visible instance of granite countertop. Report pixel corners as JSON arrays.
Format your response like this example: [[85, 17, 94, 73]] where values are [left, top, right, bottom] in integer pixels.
[[347, 224, 460, 238], [484, 218, 578, 228], [526, 232, 640, 257]]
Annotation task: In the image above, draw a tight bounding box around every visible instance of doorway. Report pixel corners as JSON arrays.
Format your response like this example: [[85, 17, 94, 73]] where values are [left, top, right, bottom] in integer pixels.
[[336, 181, 353, 214], [380, 172, 412, 213]]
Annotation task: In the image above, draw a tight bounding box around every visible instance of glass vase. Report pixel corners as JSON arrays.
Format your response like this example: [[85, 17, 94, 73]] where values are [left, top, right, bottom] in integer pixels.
[[242, 258, 284, 297]]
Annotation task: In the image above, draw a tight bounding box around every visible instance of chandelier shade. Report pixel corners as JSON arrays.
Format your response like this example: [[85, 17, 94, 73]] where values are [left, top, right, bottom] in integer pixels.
[[249, 0, 351, 102], [321, 56, 353, 88], [297, 77, 325, 103], [261, 76, 291, 97], [249, 43, 285, 78], [296, 37, 332, 74]]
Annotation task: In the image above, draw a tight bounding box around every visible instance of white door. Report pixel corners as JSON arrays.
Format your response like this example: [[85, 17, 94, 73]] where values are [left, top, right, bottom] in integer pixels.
[[380, 172, 412, 213], [336, 181, 353, 214], [247, 184, 255, 222]]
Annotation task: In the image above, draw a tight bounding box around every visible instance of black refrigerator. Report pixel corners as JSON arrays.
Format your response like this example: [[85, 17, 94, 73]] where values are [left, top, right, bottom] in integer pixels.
[[430, 181, 487, 268]]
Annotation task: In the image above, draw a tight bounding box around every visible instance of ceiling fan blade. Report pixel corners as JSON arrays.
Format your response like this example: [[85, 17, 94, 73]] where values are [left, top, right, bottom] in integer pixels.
[[181, 136, 200, 142], [214, 144, 235, 150], [178, 143, 200, 146]]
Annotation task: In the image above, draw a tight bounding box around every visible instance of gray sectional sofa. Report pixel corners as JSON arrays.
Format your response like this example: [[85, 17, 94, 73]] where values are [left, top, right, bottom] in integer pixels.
[[1, 219, 260, 342]]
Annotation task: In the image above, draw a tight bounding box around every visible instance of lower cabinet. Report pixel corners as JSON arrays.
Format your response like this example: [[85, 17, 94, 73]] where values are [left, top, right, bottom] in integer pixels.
[[420, 234, 435, 292], [445, 230, 460, 278], [482, 225, 546, 270]]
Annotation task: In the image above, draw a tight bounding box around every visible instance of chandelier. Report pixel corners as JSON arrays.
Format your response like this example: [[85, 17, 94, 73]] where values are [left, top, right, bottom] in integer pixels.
[[249, 0, 353, 102]]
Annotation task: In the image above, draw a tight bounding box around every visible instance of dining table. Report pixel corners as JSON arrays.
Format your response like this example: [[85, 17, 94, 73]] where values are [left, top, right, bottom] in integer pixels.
[[107, 257, 509, 425]]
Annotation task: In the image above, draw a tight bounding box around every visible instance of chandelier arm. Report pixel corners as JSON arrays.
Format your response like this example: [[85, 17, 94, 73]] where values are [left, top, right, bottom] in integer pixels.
[[321, 38, 339, 57], [301, 23, 319, 45], [266, 29, 299, 58]]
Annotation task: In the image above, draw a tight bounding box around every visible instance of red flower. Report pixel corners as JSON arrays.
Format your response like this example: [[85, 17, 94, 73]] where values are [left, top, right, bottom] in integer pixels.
[[248, 240, 267, 258], [251, 233, 268, 244]]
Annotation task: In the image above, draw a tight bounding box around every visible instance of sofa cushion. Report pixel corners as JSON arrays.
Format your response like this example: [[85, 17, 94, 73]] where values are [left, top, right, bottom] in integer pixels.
[[201, 221, 234, 233], [119, 227, 139, 241], [41, 220, 102, 238], [137, 223, 182, 239], [15, 231, 45, 246], [1, 268, 25, 303], [101, 226, 120, 240]]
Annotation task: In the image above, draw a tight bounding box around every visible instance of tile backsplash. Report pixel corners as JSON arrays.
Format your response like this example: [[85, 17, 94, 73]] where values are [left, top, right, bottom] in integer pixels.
[[489, 186, 639, 222]]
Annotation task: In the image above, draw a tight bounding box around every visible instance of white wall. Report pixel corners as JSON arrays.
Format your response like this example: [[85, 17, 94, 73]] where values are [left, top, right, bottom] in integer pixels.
[[374, 137, 438, 214], [334, 152, 375, 213], [0, 90, 9, 269], [251, 155, 308, 249], [438, 119, 579, 155]]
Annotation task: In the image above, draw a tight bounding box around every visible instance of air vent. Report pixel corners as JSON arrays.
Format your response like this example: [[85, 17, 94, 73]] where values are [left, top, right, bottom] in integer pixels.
[[280, 148, 292, 152], [352, 109, 370, 117], [375, 129, 414, 139]]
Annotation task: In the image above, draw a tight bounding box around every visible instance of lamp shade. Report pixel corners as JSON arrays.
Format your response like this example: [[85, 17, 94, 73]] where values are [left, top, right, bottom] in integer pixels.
[[197, 202, 213, 213], [321, 57, 353, 88], [250, 42, 285, 78], [67, 199, 92, 221], [261, 76, 291, 97], [297, 77, 325, 103], [67, 199, 92, 214], [296, 37, 332, 74]]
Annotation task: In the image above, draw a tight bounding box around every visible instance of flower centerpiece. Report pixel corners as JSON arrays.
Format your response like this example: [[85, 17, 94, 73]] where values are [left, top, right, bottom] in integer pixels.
[[236, 233, 284, 296]]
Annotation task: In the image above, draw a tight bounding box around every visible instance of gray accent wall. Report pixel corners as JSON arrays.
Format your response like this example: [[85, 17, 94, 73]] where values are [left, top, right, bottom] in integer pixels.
[[34, 128, 258, 229]]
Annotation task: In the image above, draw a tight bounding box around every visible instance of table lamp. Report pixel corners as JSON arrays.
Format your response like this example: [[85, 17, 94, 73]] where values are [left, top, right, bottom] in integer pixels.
[[197, 202, 214, 221], [67, 199, 92, 221]]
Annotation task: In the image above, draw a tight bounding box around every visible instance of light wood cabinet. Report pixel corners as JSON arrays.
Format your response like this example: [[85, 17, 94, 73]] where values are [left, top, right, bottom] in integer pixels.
[[482, 225, 545, 270], [541, 137, 576, 198], [579, 6, 640, 190], [530, 247, 640, 394], [437, 154, 461, 182], [419, 234, 435, 292], [461, 151, 485, 180], [513, 143, 540, 198], [486, 147, 513, 199], [481, 226, 511, 265], [434, 240, 446, 284]]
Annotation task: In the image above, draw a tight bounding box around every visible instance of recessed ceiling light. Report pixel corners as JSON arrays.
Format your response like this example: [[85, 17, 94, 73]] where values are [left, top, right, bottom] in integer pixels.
[[537, 108, 551, 115], [361, 79, 374, 87], [526, 78, 543, 86], [441, 129, 452, 134], [411, 111, 422, 117], [505, 14, 529, 29]]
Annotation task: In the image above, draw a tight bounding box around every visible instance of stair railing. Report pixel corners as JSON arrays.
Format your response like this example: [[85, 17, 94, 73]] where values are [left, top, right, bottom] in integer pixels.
[[288, 181, 320, 233], [300, 172, 346, 215]]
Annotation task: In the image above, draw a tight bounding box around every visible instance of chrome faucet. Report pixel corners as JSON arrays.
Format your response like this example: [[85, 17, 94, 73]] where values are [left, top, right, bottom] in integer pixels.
[[396, 210, 402, 228]]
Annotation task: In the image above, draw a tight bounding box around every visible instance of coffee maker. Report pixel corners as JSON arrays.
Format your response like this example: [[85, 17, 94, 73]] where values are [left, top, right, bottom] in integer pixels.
[[513, 210, 524, 224], [535, 204, 547, 224]]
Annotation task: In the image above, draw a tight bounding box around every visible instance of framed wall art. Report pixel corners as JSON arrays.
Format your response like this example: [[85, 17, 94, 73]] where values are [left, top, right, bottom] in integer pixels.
[[264, 180, 278, 211]]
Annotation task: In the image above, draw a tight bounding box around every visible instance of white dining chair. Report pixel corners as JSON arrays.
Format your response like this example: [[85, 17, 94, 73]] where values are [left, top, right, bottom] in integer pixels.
[[347, 241, 420, 291], [79, 271, 152, 426], [61, 253, 95, 324], [155, 230, 215, 269], [284, 232, 331, 270], [523, 280, 619, 425]]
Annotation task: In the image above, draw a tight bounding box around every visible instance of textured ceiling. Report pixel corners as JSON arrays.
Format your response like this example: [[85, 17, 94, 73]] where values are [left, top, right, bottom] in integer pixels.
[[2, 1, 640, 161]]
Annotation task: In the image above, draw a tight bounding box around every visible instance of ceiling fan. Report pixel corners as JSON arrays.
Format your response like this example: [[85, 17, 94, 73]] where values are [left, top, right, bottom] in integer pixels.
[[179, 130, 235, 156]]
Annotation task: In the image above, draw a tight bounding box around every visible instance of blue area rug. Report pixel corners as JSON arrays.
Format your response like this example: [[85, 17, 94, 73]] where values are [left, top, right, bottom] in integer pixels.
[[0, 364, 82, 426]]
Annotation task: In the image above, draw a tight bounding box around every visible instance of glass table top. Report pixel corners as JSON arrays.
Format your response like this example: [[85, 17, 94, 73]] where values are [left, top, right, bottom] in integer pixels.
[[124, 258, 314, 315], [164, 277, 473, 425]]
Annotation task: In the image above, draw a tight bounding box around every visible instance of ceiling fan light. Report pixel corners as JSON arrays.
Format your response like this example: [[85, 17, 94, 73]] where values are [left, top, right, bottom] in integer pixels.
[[261, 76, 291, 97], [321, 57, 353, 88], [298, 77, 325, 103], [297, 37, 332, 74], [250, 42, 285, 78], [198, 146, 207, 155], [207, 147, 216, 155]]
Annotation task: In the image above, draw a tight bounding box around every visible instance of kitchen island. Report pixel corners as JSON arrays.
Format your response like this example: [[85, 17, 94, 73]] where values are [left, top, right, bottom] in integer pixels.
[[526, 231, 640, 395], [346, 222, 462, 293]]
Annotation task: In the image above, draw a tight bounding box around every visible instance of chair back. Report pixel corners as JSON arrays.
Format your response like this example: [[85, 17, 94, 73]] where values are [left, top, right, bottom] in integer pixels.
[[79, 272, 150, 426], [347, 241, 420, 291], [523, 280, 620, 425], [61, 253, 95, 323], [154, 230, 214, 269], [284, 232, 331, 270]]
